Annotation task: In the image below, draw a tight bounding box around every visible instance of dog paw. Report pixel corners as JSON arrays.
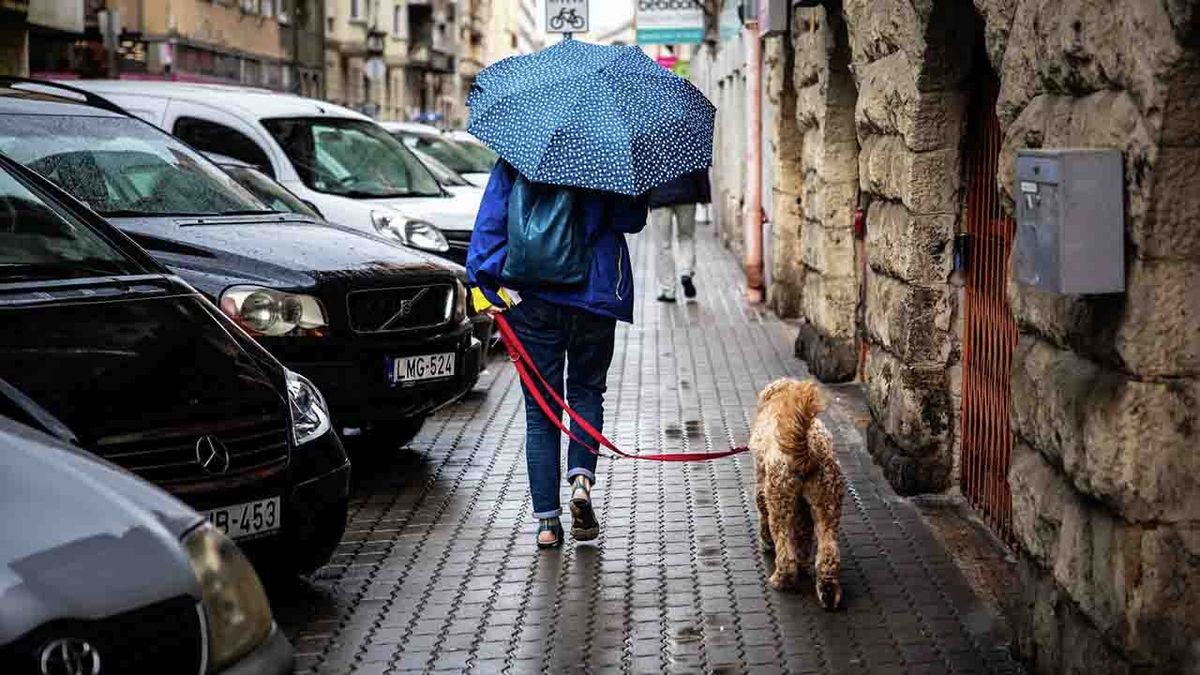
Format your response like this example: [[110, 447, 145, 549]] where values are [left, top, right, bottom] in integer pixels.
[[768, 570, 798, 591], [816, 580, 842, 611]]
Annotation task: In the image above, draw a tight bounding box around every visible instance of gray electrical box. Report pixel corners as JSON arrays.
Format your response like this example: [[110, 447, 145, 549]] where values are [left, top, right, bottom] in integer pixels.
[[1014, 149, 1125, 294]]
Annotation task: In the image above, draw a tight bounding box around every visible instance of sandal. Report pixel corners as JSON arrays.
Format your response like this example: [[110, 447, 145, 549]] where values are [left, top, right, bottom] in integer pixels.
[[536, 517, 564, 550], [569, 477, 600, 542]]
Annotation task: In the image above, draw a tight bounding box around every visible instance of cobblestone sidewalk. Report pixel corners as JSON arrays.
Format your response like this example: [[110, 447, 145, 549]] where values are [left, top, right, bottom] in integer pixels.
[[271, 224, 1024, 674]]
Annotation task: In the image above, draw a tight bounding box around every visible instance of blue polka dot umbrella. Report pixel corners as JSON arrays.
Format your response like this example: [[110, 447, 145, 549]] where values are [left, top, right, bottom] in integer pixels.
[[466, 39, 715, 196]]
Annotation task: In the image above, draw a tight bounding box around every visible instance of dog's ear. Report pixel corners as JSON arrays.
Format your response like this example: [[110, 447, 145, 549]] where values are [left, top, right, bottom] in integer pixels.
[[758, 378, 794, 405]]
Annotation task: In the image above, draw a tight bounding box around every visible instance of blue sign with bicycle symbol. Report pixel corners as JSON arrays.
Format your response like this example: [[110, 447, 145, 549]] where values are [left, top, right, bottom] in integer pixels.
[[545, 0, 589, 34]]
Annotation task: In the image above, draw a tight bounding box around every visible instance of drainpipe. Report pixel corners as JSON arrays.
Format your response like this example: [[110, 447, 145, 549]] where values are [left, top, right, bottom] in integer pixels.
[[744, 21, 764, 303]]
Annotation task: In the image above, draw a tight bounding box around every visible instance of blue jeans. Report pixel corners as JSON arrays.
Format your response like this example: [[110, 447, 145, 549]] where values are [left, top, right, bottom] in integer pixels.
[[506, 297, 616, 519]]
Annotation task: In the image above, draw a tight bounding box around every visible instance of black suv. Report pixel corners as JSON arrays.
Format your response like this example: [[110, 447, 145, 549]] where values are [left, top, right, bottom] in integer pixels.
[[0, 152, 349, 576], [0, 79, 483, 445]]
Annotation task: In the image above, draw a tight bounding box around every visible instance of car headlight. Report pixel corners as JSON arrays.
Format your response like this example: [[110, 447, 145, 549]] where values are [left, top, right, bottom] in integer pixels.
[[219, 286, 327, 337], [286, 369, 331, 445], [455, 279, 468, 320], [371, 210, 450, 253], [184, 523, 273, 672]]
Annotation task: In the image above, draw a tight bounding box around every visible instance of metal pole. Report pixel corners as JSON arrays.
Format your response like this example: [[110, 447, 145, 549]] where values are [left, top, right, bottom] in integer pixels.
[[744, 22, 764, 302]]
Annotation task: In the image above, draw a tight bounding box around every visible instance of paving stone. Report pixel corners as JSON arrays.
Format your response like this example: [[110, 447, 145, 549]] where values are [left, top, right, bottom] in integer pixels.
[[271, 233, 1023, 674]]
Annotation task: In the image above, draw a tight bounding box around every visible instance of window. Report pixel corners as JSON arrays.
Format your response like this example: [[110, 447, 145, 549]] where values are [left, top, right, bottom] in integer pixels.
[[262, 117, 442, 198], [261, 0, 274, 16], [0, 115, 265, 218], [393, 4, 403, 35], [0, 167, 138, 281], [173, 117, 274, 176], [350, 0, 360, 20]]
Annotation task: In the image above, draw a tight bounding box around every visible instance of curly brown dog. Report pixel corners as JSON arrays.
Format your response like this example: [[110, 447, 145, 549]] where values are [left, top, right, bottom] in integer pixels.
[[751, 378, 845, 609]]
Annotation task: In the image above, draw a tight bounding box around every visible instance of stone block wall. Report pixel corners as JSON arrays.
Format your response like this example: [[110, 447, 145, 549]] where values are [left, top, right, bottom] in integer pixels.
[[764, 35, 806, 319], [979, 0, 1200, 671], [790, 3, 862, 383], [840, 0, 974, 494], [695, 0, 1199, 671]]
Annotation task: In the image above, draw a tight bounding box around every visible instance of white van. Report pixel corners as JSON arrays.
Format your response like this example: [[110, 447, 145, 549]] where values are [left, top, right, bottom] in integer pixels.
[[62, 80, 465, 256]]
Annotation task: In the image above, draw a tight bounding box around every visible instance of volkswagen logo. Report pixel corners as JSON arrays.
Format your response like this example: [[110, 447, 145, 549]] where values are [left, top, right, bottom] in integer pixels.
[[195, 435, 231, 475], [39, 638, 101, 675]]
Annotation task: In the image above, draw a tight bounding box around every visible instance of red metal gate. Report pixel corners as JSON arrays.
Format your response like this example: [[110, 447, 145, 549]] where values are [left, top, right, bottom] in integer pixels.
[[960, 75, 1018, 543]]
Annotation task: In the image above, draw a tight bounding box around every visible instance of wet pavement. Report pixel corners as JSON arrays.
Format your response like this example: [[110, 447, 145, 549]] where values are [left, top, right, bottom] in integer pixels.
[[270, 224, 1024, 674]]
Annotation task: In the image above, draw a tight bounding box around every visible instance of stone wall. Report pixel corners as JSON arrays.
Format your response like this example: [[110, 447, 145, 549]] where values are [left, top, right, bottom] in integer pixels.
[[789, 3, 862, 382], [696, 0, 1199, 671], [979, 0, 1200, 671], [764, 35, 806, 319], [840, 0, 974, 494]]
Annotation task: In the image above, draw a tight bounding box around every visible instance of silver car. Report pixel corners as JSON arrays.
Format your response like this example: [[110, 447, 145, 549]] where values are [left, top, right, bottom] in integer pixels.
[[0, 415, 292, 674]]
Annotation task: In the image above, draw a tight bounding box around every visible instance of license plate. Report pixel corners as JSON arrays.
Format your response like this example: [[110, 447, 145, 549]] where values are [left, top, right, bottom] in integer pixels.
[[389, 352, 456, 384], [203, 497, 281, 541]]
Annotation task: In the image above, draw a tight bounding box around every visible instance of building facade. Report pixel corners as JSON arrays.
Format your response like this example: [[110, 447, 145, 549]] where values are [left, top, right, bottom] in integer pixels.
[[2, 0, 322, 95], [695, 1, 1199, 673], [324, 0, 457, 122], [515, 0, 540, 55]]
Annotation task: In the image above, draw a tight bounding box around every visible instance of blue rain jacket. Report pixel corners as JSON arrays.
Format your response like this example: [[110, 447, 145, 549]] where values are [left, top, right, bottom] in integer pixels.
[[467, 161, 649, 323]]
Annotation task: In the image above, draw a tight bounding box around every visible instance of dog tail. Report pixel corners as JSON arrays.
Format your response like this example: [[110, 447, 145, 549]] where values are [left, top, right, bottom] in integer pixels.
[[779, 381, 825, 457]]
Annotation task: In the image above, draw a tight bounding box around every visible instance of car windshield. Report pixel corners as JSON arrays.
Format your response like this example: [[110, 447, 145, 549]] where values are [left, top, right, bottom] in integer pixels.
[[412, 149, 471, 187], [221, 165, 321, 218], [0, 115, 271, 217], [398, 133, 482, 174], [0, 164, 140, 282], [454, 140, 499, 170], [263, 117, 443, 199]]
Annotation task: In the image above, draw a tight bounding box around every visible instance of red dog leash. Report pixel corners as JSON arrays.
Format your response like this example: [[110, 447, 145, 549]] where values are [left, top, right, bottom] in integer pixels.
[[493, 314, 750, 462]]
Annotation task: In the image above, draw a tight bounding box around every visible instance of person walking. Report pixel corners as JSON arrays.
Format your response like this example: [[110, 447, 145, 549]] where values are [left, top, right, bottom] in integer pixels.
[[467, 160, 649, 549], [461, 38, 714, 550], [649, 169, 711, 302]]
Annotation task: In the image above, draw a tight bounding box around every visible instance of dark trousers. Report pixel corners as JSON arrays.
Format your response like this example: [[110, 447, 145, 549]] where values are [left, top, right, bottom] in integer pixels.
[[505, 297, 616, 518]]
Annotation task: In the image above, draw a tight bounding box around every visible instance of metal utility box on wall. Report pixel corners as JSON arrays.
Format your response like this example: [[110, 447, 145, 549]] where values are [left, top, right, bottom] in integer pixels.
[[1014, 149, 1125, 294]]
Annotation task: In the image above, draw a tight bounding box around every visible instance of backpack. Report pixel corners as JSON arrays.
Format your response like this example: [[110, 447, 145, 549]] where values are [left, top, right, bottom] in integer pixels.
[[500, 173, 590, 287]]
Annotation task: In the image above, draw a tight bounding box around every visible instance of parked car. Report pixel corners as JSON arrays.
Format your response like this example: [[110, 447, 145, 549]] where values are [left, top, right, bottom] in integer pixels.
[[0, 79, 484, 445], [381, 121, 493, 186], [0, 415, 292, 674], [406, 147, 485, 265], [446, 130, 500, 169], [61, 79, 472, 259], [0, 150, 349, 576], [410, 147, 480, 196], [206, 149, 494, 358]]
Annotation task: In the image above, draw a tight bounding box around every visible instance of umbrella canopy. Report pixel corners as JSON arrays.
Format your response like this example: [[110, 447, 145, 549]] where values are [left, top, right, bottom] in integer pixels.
[[466, 39, 715, 196]]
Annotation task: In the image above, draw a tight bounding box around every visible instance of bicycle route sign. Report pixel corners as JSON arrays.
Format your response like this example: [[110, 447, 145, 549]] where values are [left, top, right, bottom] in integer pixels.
[[545, 0, 589, 34]]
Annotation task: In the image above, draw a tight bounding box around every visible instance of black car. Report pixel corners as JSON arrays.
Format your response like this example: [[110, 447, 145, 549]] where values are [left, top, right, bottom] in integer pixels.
[[0, 151, 349, 576], [0, 78, 483, 444], [204, 150, 496, 359]]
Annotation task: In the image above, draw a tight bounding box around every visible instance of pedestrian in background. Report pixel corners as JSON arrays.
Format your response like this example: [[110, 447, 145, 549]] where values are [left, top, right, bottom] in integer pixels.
[[467, 160, 649, 550], [649, 169, 711, 303]]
